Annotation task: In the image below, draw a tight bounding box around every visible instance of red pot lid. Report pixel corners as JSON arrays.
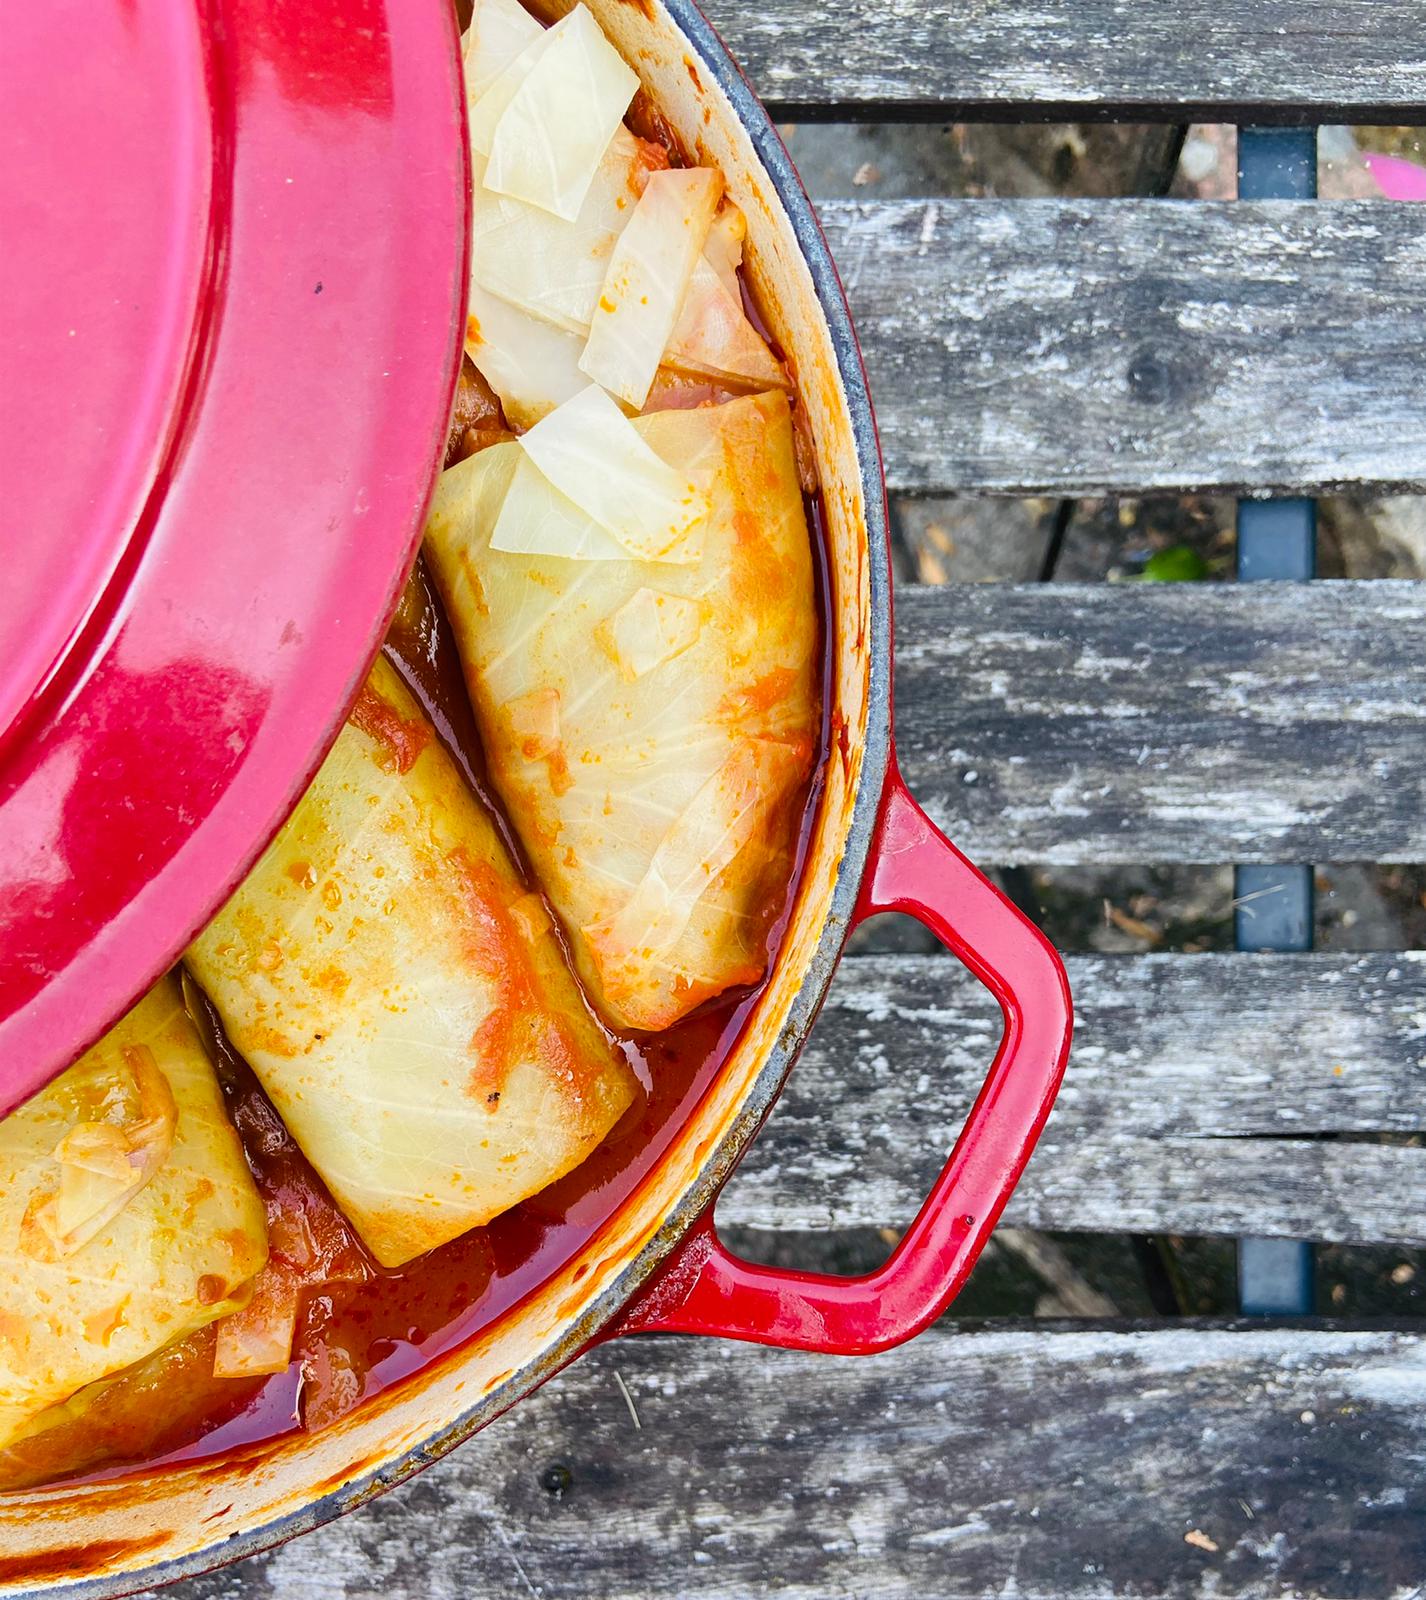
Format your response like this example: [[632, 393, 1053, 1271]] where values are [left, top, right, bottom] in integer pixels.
[[0, 0, 469, 1111]]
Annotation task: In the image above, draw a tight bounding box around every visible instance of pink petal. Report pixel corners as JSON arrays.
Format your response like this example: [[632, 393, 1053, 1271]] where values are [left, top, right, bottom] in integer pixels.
[[1363, 153, 1426, 202]]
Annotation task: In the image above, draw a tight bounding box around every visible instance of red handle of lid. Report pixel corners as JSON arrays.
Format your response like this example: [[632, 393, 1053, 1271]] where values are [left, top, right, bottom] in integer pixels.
[[610, 762, 1073, 1353]]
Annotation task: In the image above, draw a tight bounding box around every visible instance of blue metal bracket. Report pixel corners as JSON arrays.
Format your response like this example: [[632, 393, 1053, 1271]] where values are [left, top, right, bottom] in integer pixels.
[[1237, 126, 1318, 201], [1236, 500, 1317, 581], [1233, 126, 1318, 1318], [1234, 864, 1315, 1314], [1234, 864, 1314, 952]]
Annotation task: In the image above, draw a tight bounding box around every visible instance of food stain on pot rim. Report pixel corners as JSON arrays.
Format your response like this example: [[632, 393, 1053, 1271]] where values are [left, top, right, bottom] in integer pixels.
[[0, 1535, 174, 1587]]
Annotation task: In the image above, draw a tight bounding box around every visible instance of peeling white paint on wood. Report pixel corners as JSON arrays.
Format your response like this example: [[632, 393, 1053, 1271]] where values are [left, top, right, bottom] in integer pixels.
[[815, 202, 1426, 496], [893, 581, 1426, 863]]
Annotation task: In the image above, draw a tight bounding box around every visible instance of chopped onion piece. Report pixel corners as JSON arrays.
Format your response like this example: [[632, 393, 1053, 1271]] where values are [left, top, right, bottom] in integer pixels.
[[598, 588, 703, 680], [579, 167, 722, 408], [490, 454, 631, 560], [471, 131, 642, 336], [510, 891, 553, 943], [466, 284, 588, 430], [53, 1122, 132, 1184], [485, 5, 637, 220], [212, 1265, 300, 1380], [22, 1044, 178, 1260], [50, 1126, 136, 1245], [517, 386, 708, 562], [463, 0, 543, 99], [665, 255, 787, 392]]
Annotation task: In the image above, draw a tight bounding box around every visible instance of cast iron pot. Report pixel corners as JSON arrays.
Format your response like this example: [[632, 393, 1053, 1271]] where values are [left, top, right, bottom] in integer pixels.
[[0, 1, 1072, 1590]]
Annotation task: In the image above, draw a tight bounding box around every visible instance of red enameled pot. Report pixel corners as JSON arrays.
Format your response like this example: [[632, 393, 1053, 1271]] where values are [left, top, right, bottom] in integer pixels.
[[0, 0, 1071, 1590]]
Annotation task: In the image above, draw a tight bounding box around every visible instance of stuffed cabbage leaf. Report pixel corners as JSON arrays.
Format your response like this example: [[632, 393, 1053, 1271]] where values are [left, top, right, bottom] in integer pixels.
[[0, 976, 268, 1451], [186, 657, 636, 1269], [424, 389, 817, 1033]]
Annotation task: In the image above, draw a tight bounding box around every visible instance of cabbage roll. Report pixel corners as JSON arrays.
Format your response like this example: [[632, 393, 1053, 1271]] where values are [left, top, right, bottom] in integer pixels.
[[186, 656, 636, 1269], [0, 976, 268, 1451], [424, 389, 818, 1032]]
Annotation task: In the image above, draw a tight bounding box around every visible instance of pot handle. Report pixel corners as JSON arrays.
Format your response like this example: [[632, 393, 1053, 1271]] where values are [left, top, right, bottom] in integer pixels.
[[611, 765, 1073, 1354]]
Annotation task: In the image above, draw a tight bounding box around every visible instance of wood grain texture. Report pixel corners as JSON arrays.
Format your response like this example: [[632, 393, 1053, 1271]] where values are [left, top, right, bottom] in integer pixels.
[[152, 1325, 1426, 1600], [702, 0, 1426, 121], [820, 201, 1426, 497], [891, 580, 1426, 864], [719, 951, 1426, 1244]]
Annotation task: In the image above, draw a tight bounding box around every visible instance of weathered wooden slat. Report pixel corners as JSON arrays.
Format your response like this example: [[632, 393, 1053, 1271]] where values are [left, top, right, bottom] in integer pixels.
[[719, 952, 1426, 1245], [819, 200, 1426, 497], [703, 0, 1426, 122], [891, 580, 1426, 864], [155, 1325, 1426, 1600], [1005, 1136, 1423, 1245]]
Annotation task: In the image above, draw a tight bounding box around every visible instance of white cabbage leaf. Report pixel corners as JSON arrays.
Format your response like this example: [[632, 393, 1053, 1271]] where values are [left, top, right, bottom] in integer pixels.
[[0, 977, 268, 1450], [580, 167, 722, 408], [466, 6, 782, 395], [425, 391, 818, 1032], [490, 454, 631, 560], [470, 131, 644, 336], [703, 201, 746, 301], [467, 21, 562, 158], [466, 283, 588, 430], [463, 0, 543, 99], [516, 385, 709, 561], [484, 4, 638, 220], [665, 254, 788, 391], [187, 656, 636, 1269]]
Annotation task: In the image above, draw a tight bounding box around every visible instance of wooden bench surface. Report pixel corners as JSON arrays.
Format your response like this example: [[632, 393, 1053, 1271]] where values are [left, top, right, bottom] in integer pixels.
[[152, 4, 1426, 1597], [704, 0, 1426, 122], [826, 201, 1426, 496], [894, 581, 1426, 862], [159, 1326, 1426, 1599]]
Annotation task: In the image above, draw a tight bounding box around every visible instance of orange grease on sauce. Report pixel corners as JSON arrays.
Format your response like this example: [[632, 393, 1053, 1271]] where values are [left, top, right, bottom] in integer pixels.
[[0, 1535, 172, 1586]]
